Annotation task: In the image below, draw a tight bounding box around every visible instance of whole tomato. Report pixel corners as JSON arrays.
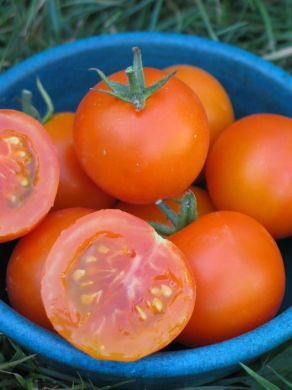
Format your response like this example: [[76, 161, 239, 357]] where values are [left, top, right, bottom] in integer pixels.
[[170, 210, 285, 346], [44, 113, 115, 210], [6, 207, 93, 329], [74, 49, 209, 204], [164, 64, 234, 147], [206, 113, 292, 238]]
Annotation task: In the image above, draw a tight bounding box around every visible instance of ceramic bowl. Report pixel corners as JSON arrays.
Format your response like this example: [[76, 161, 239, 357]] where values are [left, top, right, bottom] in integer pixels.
[[0, 32, 291, 389]]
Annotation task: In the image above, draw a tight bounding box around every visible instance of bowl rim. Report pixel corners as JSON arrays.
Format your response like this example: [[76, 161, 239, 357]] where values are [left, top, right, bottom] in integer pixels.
[[0, 31, 291, 379]]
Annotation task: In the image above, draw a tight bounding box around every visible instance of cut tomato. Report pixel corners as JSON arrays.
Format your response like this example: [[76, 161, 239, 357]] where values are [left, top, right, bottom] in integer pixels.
[[41, 209, 195, 361], [0, 109, 60, 242]]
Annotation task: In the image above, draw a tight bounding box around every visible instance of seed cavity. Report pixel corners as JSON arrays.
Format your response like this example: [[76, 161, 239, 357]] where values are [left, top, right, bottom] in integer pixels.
[[152, 297, 163, 313], [85, 255, 97, 263], [150, 286, 161, 297], [80, 280, 94, 288], [135, 305, 147, 321], [97, 245, 110, 254], [161, 284, 172, 297], [19, 177, 29, 187], [5, 136, 21, 145], [81, 290, 103, 306], [73, 269, 86, 281]]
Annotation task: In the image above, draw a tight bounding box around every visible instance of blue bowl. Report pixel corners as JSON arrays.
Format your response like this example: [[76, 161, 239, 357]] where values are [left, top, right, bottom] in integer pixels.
[[0, 32, 291, 389]]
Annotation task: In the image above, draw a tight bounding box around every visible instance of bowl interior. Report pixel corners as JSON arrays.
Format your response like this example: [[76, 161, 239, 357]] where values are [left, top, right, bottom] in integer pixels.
[[0, 33, 291, 387]]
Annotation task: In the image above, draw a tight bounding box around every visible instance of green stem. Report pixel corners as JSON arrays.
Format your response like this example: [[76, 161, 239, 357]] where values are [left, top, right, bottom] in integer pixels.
[[21, 78, 55, 124], [91, 46, 174, 111], [151, 191, 198, 236]]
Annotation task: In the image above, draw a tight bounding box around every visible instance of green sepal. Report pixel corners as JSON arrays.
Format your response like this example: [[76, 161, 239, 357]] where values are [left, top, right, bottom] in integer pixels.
[[152, 190, 198, 236], [89, 47, 175, 111], [21, 78, 54, 124]]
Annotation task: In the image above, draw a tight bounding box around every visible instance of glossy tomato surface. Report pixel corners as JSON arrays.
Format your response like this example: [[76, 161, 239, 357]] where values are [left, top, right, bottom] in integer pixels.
[[44, 113, 115, 210], [74, 68, 209, 204], [164, 64, 234, 147], [41, 209, 195, 361], [6, 208, 93, 329], [116, 186, 214, 226], [0, 109, 59, 242], [170, 211, 285, 347], [206, 114, 292, 238]]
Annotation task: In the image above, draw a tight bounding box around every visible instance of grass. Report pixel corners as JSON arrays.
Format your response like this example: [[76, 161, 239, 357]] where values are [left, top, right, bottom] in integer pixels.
[[0, 0, 291, 388]]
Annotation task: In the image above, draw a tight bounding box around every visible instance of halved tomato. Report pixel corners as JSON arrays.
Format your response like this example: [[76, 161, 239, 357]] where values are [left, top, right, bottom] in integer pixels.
[[0, 109, 59, 242], [41, 209, 195, 361]]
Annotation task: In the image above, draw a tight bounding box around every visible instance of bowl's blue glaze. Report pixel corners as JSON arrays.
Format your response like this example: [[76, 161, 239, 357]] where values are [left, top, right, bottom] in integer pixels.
[[0, 32, 291, 389]]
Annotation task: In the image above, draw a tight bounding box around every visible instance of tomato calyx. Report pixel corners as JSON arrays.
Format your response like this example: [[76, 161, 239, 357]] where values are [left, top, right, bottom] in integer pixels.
[[90, 47, 175, 111], [150, 190, 198, 235], [21, 78, 54, 124]]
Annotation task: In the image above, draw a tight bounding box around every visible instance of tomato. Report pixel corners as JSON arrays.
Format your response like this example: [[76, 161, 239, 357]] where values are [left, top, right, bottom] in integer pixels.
[[206, 113, 292, 238], [41, 209, 195, 361], [164, 64, 234, 147], [170, 211, 285, 347], [44, 113, 115, 210], [74, 65, 209, 204], [6, 207, 93, 330], [116, 186, 214, 225], [0, 109, 59, 242]]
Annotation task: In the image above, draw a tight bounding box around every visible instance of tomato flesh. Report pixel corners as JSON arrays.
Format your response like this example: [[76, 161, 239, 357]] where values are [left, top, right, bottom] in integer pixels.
[[41, 209, 195, 361], [0, 110, 60, 242]]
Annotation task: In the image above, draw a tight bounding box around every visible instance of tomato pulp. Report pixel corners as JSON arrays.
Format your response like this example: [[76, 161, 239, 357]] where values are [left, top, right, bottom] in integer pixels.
[[41, 209, 195, 361], [0, 110, 59, 242]]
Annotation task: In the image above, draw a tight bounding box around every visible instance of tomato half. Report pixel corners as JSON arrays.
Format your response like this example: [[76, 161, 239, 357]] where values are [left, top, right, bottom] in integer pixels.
[[44, 113, 115, 210], [170, 211, 285, 346], [0, 109, 59, 242], [164, 64, 234, 147], [206, 113, 292, 238], [6, 207, 93, 329], [116, 186, 214, 225], [41, 209, 195, 361], [74, 68, 209, 204]]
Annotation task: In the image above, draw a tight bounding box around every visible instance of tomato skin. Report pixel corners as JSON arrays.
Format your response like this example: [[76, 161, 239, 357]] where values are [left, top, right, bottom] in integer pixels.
[[0, 109, 60, 242], [206, 114, 292, 238], [116, 186, 214, 225], [41, 209, 195, 361], [164, 65, 234, 147], [44, 113, 115, 210], [6, 207, 93, 330], [74, 68, 209, 204], [170, 211, 285, 347]]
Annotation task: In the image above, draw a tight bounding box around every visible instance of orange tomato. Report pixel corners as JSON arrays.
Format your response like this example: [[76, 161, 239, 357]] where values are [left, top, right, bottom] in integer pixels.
[[0, 110, 59, 242], [44, 113, 115, 210], [41, 209, 195, 361], [74, 68, 209, 204], [6, 207, 93, 329], [206, 114, 292, 238], [164, 65, 234, 147], [170, 211, 285, 346]]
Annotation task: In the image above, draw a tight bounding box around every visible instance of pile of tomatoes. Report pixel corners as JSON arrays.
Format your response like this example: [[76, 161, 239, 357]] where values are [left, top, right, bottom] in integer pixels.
[[1, 47, 289, 362]]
